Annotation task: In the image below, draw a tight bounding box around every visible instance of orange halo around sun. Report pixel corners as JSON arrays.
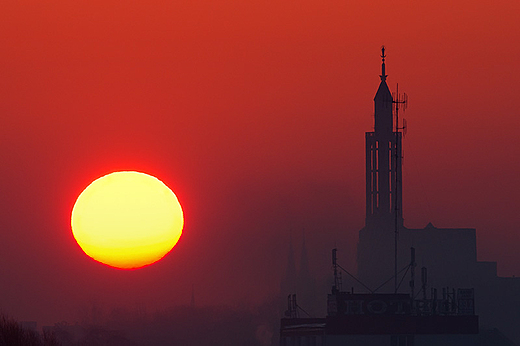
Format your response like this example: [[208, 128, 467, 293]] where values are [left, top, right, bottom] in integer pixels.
[[71, 171, 184, 269]]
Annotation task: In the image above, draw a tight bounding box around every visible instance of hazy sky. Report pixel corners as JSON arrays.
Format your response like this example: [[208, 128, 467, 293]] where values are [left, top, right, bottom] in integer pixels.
[[1, 0, 519, 326]]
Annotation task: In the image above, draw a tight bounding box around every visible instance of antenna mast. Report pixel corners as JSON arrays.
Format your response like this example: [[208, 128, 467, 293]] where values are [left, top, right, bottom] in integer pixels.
[[393, 81, 407, 293], [331, 248, 344, 292]]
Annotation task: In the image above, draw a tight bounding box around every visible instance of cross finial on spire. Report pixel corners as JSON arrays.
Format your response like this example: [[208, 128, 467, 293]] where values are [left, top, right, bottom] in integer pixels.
[[380, 45, 387, 81]]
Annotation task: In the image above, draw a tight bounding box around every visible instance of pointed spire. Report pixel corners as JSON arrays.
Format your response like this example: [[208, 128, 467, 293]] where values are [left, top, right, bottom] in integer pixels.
[[281, 234, 297, 300], [296, 230, 318, 316], [380, 45, 387, 81], [286, 239, 296, 277], [299, 231, 309, 276], [190, 284, 195, 308]]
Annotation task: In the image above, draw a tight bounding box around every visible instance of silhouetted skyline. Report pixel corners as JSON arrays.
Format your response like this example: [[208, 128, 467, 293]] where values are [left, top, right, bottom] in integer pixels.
[[0, 1, 519, 337], [279, 48, 519, 346]]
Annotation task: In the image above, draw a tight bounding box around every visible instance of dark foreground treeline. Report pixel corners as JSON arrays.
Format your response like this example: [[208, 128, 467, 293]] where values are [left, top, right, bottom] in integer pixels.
[[0, 315, 59, 346], [48, 300, 280, 346]]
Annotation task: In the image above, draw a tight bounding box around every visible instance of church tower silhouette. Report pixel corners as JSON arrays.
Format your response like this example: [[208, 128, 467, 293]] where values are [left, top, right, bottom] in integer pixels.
[[357, 47, 403, 289], [280, 48, 520, 345], [354, 50, 520, 345], [365, 46, 403, 228]]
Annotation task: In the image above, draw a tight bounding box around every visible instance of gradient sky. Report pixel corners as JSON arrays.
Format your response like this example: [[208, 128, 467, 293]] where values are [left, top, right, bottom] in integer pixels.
[[1, 0, 519, 326]]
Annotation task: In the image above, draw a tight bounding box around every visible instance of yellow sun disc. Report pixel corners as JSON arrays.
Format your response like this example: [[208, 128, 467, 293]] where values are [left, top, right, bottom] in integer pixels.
[[71, 171, 184, 269]]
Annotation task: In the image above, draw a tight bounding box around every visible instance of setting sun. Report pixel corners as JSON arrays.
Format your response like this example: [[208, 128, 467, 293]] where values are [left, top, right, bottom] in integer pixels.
[[71, 171, 183, 269]]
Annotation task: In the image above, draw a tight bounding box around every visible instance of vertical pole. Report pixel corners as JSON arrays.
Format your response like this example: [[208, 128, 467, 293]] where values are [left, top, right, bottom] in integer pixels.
[[421, 267, 427, 301], [332, 248, 338, 292], [410, 247, 416, 311], [394, 84, 400, 293]]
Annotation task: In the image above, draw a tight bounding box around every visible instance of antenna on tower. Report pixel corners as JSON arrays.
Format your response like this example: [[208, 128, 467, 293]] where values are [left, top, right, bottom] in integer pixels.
[[392, 83, 408, 293], [332, 248, 342, 292], [393, 85, 408, 142], [392, 86, 408, 117]]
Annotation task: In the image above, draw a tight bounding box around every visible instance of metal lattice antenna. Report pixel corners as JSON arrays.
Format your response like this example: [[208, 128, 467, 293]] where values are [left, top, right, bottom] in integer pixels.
[[392, 82, 408, 293]]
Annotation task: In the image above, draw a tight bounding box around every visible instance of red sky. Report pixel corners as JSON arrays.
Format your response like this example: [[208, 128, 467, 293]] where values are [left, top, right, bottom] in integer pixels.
[[0, 0, 519, 326]]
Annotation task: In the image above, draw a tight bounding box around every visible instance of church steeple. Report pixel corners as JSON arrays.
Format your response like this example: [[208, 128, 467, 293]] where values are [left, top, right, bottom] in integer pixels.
[[358, 48, 407, 291], [374, 46, 393, 136]]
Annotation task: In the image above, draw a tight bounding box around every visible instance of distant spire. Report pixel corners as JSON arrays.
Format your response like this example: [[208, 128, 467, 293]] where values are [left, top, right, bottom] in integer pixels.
[[190, 284, 195, 308], [299, 231, 309, 276], [380, 45, 387, 81], [286, 240, 296, 276], [280, 236, 297, 299]]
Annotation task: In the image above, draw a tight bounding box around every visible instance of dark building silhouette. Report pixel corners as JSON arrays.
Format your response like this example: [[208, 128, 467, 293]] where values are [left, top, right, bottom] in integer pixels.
[[356, 48, 520, 343], [281, 48, 520, 346], [357, 48, 483, 292]]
